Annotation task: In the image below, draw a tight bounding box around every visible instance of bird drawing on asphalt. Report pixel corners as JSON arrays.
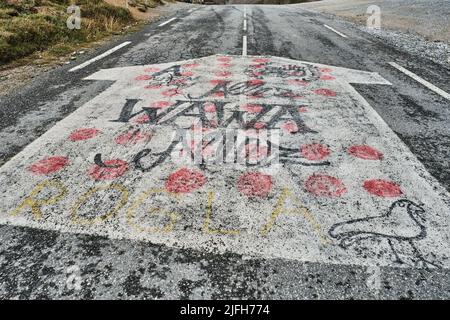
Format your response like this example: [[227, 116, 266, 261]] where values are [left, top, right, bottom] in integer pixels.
[[329, 199, 441, 269]]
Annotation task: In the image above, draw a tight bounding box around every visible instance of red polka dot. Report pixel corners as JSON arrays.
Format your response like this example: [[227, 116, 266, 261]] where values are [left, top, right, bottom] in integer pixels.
[[320, 75, 335, 81], [252, 64, 266, 69], [144, 84, 163, 90], [215, 71, 232, 78], [253, 122, 266, 129], [28, 156, 69, 175], [348, 145, 384, 160], [218, 63, 232, 68], [165, 168, 206, 193], [298, 106, 308, 113], [135, 75, 152, 81], [169, 78, 187, 85], [69, 128, 99, 141], [89, 160, 128, 181], [242, 103, 263, 113], [151, 101, 171, 109], [133, 114, 151, 124], [181, 71, 194, 77], [210, 79, 227, 86], [115, 130, 151, 145], [320, 68, 333, 73], [183, 63, 199, 69], [290, 71, 309, 77], [204, 102, 216, 113], [237, 172, 273, 198], [363, 179, 403, 197], [305, 174, 347, 197], [247, 79, 265, 86], [282, 121, 298, 133], [301, 144, 330, 161], [213, 91, 225, 98], [252, 58, 270, 63], [162, 88, 183, 97], [313, 88, 337, 97]]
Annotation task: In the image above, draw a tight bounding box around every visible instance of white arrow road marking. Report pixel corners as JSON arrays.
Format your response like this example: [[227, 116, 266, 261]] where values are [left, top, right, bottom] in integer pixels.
[[69, 42, 132, 72], [1, 55, 449, 269], [389, 62, 450, 101], [158, 17, 177, 27], [324, 24, 348, 38]]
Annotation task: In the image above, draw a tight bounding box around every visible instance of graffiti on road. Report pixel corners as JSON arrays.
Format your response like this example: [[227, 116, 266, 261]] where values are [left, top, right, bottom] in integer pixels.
[[0, 55, 449, 269]]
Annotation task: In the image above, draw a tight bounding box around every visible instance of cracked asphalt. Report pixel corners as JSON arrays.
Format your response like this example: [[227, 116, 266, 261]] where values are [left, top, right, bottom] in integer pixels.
[[0, 4, 449, 299]]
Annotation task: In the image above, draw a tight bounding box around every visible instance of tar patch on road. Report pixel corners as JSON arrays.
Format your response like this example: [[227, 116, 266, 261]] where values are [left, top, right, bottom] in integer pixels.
[[0, 55, 449, 270]]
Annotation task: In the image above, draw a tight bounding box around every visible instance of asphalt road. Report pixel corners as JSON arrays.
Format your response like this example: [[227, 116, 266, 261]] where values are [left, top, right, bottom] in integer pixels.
[[0, 4, 449, 299]]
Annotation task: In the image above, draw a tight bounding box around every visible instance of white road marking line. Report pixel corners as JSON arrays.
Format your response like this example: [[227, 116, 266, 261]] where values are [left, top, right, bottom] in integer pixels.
[[158, 17, 177, 27], [389, 62, 450, 101], [69, 42, 131, 72], [242, 7, 247, 56], [323, 24, 348, 38]]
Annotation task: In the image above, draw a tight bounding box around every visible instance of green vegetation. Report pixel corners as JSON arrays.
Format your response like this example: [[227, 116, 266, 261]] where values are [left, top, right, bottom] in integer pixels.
[[0, 0, 135, 65]]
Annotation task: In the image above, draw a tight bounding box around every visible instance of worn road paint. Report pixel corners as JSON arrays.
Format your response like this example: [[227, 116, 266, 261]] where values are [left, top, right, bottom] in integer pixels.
[[242, 36, 248, 56], [158, 17, 177, 27], [69, 42, 132, 72], [323, 24, 348, 38], [1, 55, 449, 269], [389, 62, 450, 101]]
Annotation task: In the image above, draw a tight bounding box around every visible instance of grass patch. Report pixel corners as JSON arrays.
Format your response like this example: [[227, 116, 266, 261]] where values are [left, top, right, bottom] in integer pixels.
[[0, 0, 136, 65]]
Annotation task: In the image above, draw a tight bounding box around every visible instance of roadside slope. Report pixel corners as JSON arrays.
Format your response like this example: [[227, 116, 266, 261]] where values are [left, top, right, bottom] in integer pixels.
[[298, 0, 450, 43]]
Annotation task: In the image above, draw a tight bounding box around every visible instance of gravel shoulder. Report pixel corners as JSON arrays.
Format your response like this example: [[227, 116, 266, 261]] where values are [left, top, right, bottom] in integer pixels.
[[297, 0, 450, 68]]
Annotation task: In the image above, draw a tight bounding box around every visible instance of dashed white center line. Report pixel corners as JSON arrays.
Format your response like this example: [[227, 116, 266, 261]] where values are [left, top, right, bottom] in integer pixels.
[[389, 62, 450, 101], [69, 41, 131, 72], [242, 36, 247, 56], [324, 24, 348, 38], [242, 7, 247, 56], [158, 17, 177, 27]]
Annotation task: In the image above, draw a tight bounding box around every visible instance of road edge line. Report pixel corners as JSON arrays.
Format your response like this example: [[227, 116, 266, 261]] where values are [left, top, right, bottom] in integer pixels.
[[158, 17, 177, 27], [68, 41, 132, 72], [388, 62, 450, 101], [324, 24, 348, 38]]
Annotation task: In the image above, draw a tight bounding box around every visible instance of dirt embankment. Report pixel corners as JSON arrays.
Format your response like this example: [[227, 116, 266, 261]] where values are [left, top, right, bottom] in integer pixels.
[[0, 0, 175, 67], [0, 0, 175, 96]]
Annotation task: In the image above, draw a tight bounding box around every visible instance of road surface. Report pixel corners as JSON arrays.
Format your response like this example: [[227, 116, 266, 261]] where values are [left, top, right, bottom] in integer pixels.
[[0, 4, 449, 299]]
